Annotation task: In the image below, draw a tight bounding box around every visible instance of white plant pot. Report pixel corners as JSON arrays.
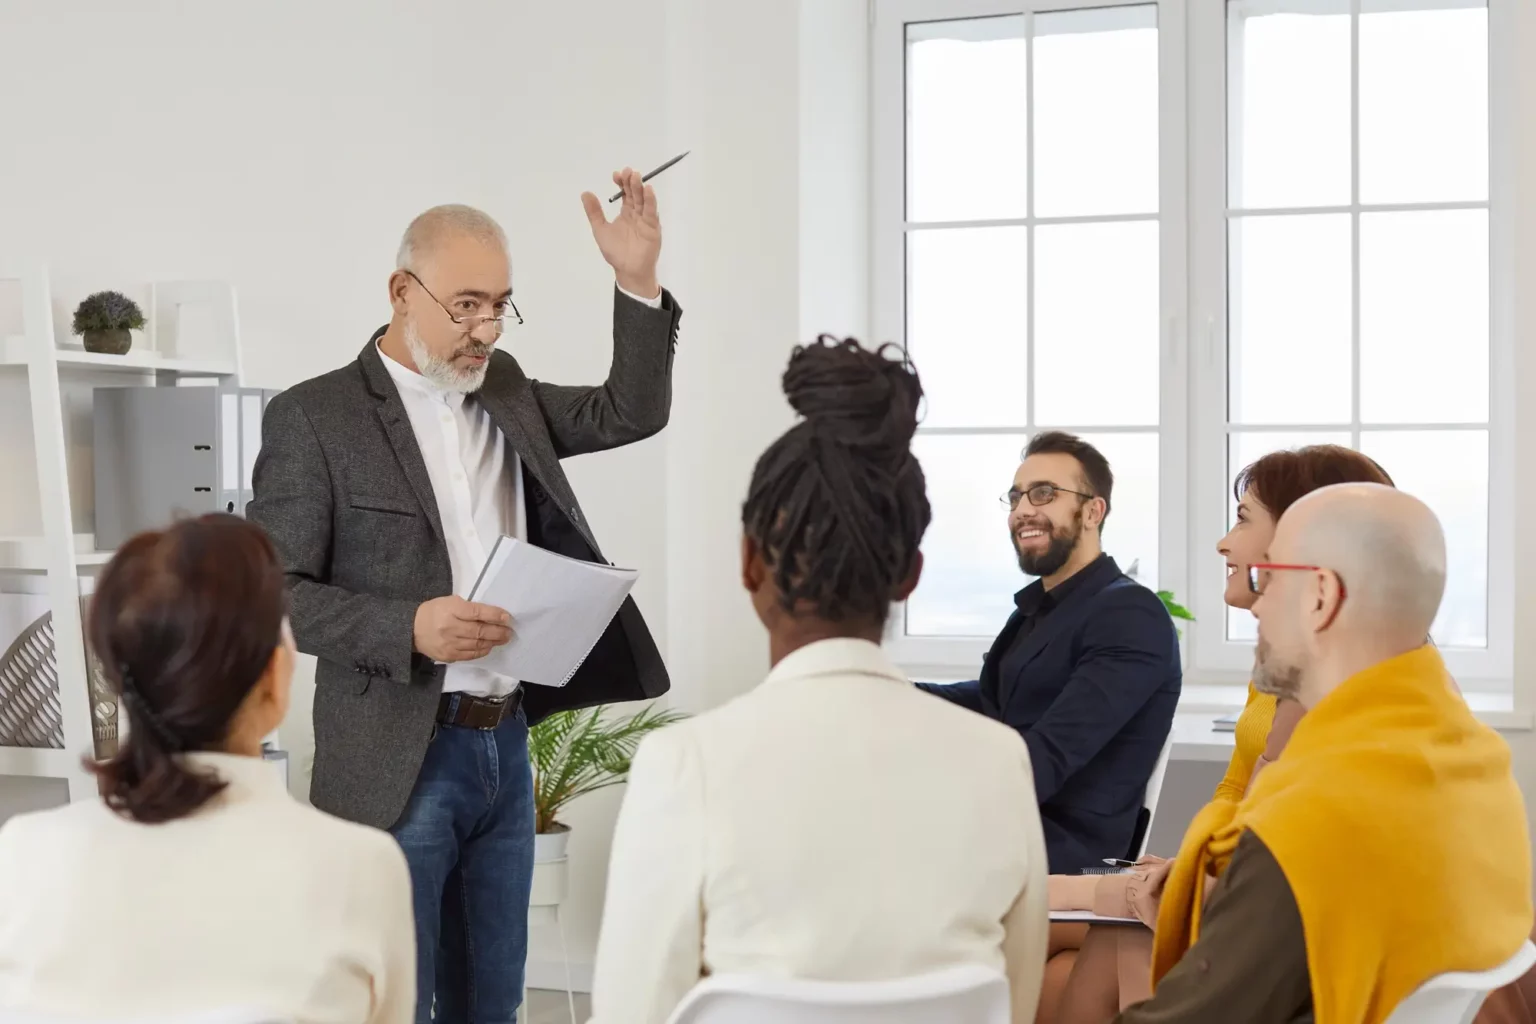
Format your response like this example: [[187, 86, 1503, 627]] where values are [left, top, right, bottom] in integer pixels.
[[530, 824, 570, 912], [534, 823, 571, 863]]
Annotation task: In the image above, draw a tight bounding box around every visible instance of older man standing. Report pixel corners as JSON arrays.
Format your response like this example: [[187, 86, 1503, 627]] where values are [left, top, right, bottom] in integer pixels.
[[249, 170, 679, 1022]]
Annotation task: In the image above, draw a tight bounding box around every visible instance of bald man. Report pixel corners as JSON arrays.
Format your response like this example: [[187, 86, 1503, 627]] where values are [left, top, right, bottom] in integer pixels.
[[249, 172, 680, 1022], [1115, 484, 1531, 1023]]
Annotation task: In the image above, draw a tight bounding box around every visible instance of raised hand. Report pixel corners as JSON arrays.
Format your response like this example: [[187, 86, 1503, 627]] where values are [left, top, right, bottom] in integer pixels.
[[580, 167, 662, 300]]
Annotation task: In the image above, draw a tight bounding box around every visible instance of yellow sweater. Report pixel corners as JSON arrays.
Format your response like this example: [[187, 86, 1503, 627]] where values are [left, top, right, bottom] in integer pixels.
[[1153, 646, 1532, 1024], [1212, 684, 1278, 804]]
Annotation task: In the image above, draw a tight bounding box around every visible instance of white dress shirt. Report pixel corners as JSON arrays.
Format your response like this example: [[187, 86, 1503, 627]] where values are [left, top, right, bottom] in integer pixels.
[[0, 753, 415, 1023], [379, 346, 525, 697], [590, 639, 1051, 1024], [380, 286, 662, 697]]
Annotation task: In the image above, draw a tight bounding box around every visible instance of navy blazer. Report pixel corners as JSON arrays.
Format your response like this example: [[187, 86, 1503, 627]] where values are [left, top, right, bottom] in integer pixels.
[[920, 556, 1181, 873]]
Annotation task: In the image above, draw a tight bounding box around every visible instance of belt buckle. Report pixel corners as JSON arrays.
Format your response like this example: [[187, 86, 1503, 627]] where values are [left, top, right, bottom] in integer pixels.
[[474, 693, 506, 730]]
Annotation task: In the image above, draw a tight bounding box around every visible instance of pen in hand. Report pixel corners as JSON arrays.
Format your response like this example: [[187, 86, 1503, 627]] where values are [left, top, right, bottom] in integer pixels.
[[608, 151, 691, 203]]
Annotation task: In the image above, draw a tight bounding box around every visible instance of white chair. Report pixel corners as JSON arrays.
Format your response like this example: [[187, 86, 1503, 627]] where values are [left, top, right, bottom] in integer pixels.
[[664, 964, 1009, 1024], [1384, 940, 1536, 1024], [1124, 735, 1174, 860], [0, 1011, 289, 1024]]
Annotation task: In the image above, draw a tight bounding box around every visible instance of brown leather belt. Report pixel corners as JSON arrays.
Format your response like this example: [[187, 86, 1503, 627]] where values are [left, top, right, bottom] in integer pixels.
[[436, 689, 523, 731]]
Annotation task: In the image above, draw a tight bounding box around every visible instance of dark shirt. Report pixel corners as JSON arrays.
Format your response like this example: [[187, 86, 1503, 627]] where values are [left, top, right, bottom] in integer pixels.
[[918, 555, 1182, 872], [998, 554, 1107, 699], [1115, 831, 1313, 1024]]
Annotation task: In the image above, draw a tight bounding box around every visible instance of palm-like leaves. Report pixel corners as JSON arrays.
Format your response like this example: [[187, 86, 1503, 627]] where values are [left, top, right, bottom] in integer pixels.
[[529, 702, 686, 834]]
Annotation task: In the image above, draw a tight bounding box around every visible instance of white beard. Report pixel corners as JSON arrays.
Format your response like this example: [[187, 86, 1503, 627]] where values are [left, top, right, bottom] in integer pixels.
[[404, 320, 488, 394]]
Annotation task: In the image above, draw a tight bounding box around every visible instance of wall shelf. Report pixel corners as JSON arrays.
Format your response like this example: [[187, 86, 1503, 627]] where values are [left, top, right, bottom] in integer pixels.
[[0, 747, 83, 779], [0, 338, 235, 376], [0, 534, 112, 574], [0, 263, 246, 796]]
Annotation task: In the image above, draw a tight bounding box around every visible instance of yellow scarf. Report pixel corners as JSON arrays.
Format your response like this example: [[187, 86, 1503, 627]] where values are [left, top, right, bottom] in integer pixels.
[[1152, 646, 1531, 1024]]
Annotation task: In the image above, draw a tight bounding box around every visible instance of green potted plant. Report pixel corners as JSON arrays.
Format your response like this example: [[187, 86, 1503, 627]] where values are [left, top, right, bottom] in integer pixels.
[[527, 702, 685, 905], [1125, 560, 1196, 635], [1157, 590, 1195, 635], [72, 291, 146, 355]]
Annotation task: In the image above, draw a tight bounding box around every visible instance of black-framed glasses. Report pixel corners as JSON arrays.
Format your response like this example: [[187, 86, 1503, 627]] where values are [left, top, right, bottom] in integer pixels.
[[1001, 483, 1096, 510], [404, 270, 524, 334]]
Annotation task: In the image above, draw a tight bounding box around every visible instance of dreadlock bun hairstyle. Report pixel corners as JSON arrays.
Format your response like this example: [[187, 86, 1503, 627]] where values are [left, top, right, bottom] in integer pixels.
[[742, 335, 932, 626]]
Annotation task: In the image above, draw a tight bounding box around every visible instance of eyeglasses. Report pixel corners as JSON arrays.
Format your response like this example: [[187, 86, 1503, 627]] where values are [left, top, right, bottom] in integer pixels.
[[1247, 563, 1348, 599], [1001, 483, 1096, 510], [405, 270, 524, 334]]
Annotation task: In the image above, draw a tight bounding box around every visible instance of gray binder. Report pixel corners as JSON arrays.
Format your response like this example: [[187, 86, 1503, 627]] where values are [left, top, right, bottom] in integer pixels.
[[93, 384, 282, 550]]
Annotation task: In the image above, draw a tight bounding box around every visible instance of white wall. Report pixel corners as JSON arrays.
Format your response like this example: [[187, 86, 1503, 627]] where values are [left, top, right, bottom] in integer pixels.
[[1501, 0, 1536, 858]]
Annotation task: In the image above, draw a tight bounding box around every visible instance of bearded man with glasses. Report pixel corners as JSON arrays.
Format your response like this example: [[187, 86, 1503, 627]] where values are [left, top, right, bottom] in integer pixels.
[[249, 170, 679, 1023], [920, 431, 1181, 876]]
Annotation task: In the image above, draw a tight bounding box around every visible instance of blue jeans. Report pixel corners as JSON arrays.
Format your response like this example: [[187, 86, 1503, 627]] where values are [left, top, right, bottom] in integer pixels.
[[389, 703, 535, 1024]]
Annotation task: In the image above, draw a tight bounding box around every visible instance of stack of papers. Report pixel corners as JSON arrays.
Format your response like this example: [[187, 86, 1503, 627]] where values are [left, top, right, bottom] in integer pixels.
[[466, 537, 639, 687]]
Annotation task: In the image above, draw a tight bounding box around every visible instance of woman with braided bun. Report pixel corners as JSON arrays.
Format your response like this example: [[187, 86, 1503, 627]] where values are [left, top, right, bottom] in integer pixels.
[[0, 515, 414, 1023], [590, 337, 1050, 1024]]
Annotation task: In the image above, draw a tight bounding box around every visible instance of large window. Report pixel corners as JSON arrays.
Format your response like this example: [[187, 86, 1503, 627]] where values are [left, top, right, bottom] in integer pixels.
[[875, 0, 1511, 687], [875, 1, 1180, 667]]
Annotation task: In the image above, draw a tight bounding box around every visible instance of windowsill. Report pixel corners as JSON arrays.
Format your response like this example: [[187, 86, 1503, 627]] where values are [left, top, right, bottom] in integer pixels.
[[1173, 697, 1532, 766], [903, 663, 1534, 744]]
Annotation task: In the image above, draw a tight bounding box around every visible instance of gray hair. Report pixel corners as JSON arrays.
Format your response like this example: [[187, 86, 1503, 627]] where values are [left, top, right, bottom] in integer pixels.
[[396, 204, 508, 273]]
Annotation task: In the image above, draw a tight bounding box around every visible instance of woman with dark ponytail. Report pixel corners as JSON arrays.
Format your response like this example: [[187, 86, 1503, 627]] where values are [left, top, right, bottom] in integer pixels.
[[590, 338, 1050, 1024], [0, 515, 414, 1022]]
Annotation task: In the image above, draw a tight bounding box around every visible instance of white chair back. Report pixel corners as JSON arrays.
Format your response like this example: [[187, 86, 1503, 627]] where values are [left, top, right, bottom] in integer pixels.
[[665, 965, 1009, 1024], [1126, 735, 1175, 859], [1384, 940, 1536, 1024], [0, 1010, 289, 1024]]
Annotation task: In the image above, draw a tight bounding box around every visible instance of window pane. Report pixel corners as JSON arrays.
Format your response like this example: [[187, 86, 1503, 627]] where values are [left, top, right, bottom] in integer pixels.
[[1359, 4, 1488, 204], [1359, 210, 1488, 424], [1359, 430, 1488, 648], [907, 16, 1029, 222], [1080, 432, 1160, 593], [908, 434, 1030, 638], [1033, 5, 1158, 218], [1229, 214, 1352, 425], [1225, 430, 1351, 642], [907, 431, 1159, 638], [1228, 2, 1351, 209], [1034, 221, 1159, 426], [908, 227, 1029, 429]]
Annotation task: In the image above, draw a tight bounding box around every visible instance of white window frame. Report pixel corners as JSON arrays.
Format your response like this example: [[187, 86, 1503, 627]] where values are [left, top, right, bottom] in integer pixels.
[[873, 0, 1513, 695], [872, 0, 1188, 679], [1187, 0, 1514, 691]]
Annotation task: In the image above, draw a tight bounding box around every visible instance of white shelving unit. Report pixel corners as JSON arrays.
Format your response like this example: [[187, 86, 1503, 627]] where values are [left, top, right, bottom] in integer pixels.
[[0, 263, 246, 800]]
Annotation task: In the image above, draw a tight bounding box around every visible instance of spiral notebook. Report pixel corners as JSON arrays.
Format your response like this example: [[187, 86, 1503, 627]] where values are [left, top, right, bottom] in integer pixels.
[[466, 536, 639, 687]]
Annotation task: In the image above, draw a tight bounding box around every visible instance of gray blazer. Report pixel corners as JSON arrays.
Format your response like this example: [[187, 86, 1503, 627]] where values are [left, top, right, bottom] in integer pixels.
[[248, 288, 680, 830]]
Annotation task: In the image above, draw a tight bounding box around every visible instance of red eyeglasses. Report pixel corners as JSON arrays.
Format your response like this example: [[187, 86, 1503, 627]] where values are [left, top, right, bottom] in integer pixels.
[[1247, 563, 1347, 599]]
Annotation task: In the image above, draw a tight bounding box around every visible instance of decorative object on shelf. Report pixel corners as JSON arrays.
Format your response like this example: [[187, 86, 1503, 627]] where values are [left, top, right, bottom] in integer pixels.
[[83, 639, 119, 760], [71, 291, 145, 355], [0, 613, 65, 748], [1125, 560, 1196, 636], [0, 602, 116, 755], [528, 702, 685, 903]]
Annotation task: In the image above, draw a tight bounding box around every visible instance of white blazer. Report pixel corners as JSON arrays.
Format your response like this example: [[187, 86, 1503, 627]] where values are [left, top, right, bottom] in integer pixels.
[[0, 752, 415, 1024], [590, 639, 1049, 1024]]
